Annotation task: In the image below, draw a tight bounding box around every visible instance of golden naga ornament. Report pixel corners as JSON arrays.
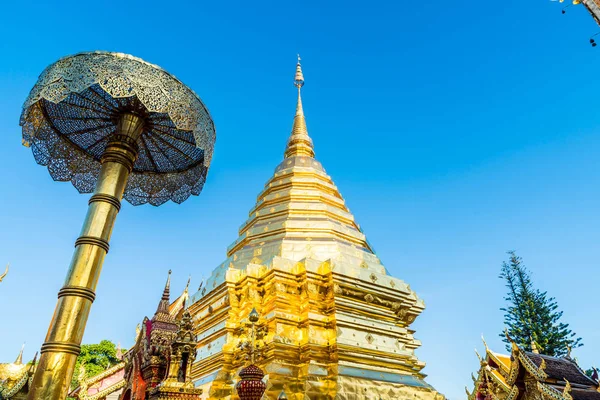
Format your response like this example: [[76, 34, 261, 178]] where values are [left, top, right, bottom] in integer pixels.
[[20, 51, 215, 400]]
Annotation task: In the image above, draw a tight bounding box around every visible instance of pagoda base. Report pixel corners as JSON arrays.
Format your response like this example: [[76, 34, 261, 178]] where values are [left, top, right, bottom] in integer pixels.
[[148, 382, 203, 400]]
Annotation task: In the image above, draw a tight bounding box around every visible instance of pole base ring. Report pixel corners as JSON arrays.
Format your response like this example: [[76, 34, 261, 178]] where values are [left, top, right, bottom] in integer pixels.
[[75, 236, 110, 253], [40, 341, 81, 356], [89, 193, 121, 211], [58, 285, 96, 302]]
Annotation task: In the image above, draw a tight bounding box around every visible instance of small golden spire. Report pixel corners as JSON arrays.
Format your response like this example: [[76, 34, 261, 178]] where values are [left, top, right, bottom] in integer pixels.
[[531, 337, 540, 354], [284, 54, 315, 159], [0, 263, 9, 283], [15, 343, 25, 364], [474, 348, 483, 363], [481, 334, 489, 350]]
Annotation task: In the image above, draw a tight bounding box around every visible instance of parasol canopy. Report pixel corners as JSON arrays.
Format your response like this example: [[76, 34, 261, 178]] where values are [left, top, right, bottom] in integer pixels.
[[20, 51, 216, 206]]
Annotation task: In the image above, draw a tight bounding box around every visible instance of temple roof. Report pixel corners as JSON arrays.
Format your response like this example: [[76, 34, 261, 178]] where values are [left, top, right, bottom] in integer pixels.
[[527, 352, 598, 387], [468, 337, 600, 400]]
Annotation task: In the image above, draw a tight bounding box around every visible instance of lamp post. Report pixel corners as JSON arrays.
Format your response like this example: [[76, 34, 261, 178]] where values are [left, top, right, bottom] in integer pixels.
[[235, 308, 267, 400], [20, 52, 216, 400]]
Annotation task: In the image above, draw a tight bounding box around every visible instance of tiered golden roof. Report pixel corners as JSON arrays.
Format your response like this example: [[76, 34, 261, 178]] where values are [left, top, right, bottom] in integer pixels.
[[188, 58, 443, 400]]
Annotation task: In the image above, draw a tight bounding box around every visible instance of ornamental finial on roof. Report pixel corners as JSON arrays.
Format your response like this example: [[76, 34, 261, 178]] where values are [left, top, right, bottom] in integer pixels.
[[284, 54, 315, 159], [475, 348, 483, 363], [155, 270, 173, 317], [294, 54, 304, 88], [15, 343, 25, 364], [563, 379, 572, 398], [531, 337, 540, 354], [481, 334, 489, 350], [505, 328, 519, 353], [163, 269, 172, 301], [0, 263, 8, 283]]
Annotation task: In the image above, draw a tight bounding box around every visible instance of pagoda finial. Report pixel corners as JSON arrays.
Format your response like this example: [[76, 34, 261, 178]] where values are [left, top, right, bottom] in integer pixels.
[[155, 270, 172, 317], [15, 343, 25, 364], [162, 269, 172, 301], [284, 54, 315, 159]]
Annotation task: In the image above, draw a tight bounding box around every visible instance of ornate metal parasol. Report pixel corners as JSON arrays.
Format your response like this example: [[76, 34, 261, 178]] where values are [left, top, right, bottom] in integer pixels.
[[20, 52, 215, 400], [21, 51, 215, 206]]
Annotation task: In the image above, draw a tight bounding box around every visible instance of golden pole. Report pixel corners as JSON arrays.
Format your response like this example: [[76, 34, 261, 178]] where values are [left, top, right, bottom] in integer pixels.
[[28, 113, 144, 400]]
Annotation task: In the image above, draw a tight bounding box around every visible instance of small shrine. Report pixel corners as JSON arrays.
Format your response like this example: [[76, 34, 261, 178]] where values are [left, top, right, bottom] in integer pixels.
[[467, 333, 600, 400]]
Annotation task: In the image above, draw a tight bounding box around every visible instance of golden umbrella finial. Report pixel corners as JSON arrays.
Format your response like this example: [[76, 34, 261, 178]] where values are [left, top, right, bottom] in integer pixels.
[[294, 54, 304, 88]]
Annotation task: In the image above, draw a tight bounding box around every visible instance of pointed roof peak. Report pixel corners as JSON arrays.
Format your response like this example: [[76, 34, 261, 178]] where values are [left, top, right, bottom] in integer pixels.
[[154, 269, 172, 318], [15, 343, 25, 364], [285, 54, 315, 159], [162, 269, 172, 301]]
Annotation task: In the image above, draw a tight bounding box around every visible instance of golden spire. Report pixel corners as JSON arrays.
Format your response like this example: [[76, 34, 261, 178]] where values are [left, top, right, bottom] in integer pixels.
[[15, 343, 25, 364], [284, 54, 315, 159]]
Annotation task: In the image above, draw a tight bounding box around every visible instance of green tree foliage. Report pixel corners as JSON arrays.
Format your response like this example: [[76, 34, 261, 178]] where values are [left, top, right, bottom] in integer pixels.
[[499, 251, 582, 357], [70, 340, 123, 391]]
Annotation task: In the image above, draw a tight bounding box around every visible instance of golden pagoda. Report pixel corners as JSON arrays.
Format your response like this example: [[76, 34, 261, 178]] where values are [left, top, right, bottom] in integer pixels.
[[187, 57, 445, 400]]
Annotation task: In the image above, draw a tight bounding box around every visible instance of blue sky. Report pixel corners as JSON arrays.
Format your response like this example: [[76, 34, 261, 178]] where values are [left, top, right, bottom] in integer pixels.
[[1, 1, 599, 399]]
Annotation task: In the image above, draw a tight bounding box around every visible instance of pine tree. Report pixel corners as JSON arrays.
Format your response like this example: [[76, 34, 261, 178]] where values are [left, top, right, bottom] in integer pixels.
[[499, 251, 582, 357]]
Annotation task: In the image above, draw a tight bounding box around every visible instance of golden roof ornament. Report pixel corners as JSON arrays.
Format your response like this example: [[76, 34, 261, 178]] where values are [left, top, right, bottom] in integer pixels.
[[15, 343, 25, 365], [531, 337, 540, 354], [563, 379, 573, 400], [0, 263, 8, 283], [475, 348, 484, 365], [481, 334, 489, 350]]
